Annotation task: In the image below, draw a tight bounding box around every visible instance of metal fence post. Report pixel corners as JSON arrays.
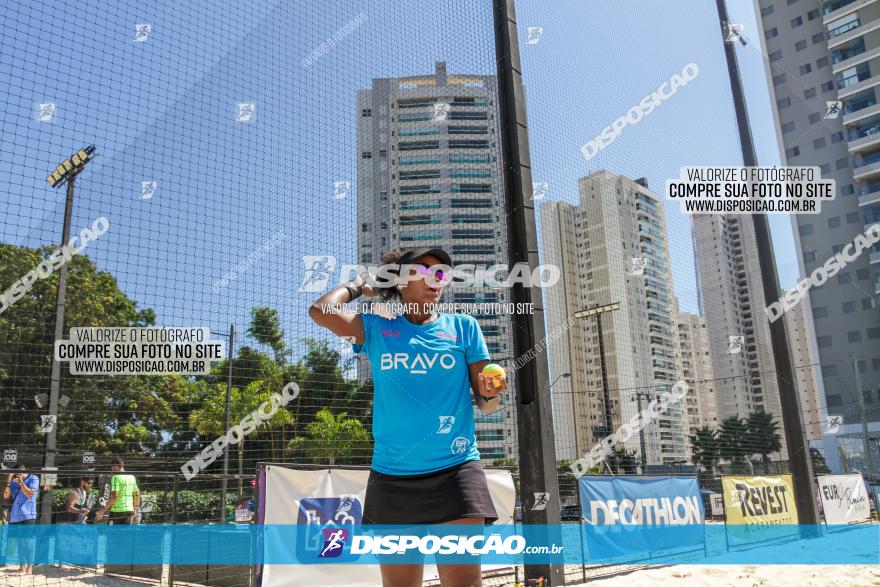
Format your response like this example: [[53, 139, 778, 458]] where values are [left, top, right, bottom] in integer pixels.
[[168, 473, 178, 587]]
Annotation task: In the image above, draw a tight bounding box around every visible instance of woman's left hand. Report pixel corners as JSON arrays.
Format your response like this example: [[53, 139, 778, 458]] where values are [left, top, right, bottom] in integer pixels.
[[477, 372, 507, 398]]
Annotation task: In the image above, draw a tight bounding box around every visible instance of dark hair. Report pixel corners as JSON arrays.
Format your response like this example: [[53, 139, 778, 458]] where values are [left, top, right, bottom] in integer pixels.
[[80, 476, 93, 483], [373, 250, 405, 301], [111, 456, 124, 467]]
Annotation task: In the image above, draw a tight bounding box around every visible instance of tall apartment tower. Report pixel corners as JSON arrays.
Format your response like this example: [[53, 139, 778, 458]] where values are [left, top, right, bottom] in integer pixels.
[[541, 171, 689, 467], [755, 0, 880, 446], [692, 215, 788, 457], [672, 300, 719, 440], [355, 62, 515, 461]]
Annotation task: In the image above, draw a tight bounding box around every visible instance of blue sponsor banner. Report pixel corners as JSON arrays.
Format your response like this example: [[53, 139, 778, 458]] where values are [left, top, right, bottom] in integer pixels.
[[578, 475, 705, 557], [1, 524, 878, 565]]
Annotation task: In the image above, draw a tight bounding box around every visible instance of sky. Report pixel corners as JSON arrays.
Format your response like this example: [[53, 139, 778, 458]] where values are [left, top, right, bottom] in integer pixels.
[[0, 0, 798, 357]]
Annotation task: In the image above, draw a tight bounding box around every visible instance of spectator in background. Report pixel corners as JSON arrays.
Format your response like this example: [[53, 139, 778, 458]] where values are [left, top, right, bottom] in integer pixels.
[[95, 457, 139, 525], [61, 477, 93, 524], [3, 466, 39, 574]]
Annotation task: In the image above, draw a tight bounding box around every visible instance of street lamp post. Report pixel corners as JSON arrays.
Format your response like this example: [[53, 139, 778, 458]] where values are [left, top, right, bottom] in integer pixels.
[[631, 390, 653, 472], [574, 303, 621, 443], [41, 145, 96, 523], [549, 372, 573, 457]]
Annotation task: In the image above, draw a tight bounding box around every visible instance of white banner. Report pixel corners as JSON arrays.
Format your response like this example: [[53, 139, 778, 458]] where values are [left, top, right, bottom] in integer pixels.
[[817, 474, 871, 525], [260, 464, 515, 587]]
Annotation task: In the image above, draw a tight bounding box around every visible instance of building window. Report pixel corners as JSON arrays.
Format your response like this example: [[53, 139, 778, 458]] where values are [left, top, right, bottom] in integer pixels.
[[812, 32, 826, 44], [804, 250, 817, 263], [826, 394, 842, 407], [795, 40, 807, 51], [843, 184, 855, 195], [823, 364, 838, 376], [808, 8, 819, 20], [831, 131, 844, 143], [843, 301, 855, 313], [820, 162, 831, 174], [777, 97, 792, 109], [817, 335, 832, 347], [361, 108, 372, 117], [827, 216, 840, 228], [781, 121, 796, 133], [773, 73, 786, 85], [846, 211, 860, 223], [787, 0, 799, 5], [361, 151, 372, 159], [817, 56, 829, 68], [869, 328, 880, 340], [821, 80, 835, 93], [813, 136, 826, 149], [786, 146, 801, 157], [770, 50, 783, 62], [864, 298, 875, 310], [765, 27, 779, 39], [848, 330, 863, 343], [809, 112, 821, 123], [837, 272, 852, 284], [799, 63, 812, 75], [798, 223, 814, 236], [813, 306, 828, 318], [791, 16, 803, 28], [836, 157, 849, 169], [857, 268, 870, 280], [761, 5, 774, 16], [804, 87, 817, 99]]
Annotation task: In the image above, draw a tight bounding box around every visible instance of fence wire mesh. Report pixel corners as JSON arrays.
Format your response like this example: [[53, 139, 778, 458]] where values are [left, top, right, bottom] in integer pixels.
[[1, 0, 879, 586]]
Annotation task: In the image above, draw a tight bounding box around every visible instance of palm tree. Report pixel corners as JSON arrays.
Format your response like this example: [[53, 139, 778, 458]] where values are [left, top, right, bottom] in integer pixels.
[[747, 411, 782, 465], [287, 408, 371, 465], [189, 374, 294, 493], [689, 426, 721, 474], [718, 416, 752, 471]]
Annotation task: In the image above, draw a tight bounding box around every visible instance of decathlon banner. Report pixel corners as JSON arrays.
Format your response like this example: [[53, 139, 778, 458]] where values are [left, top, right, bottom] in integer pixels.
[[578, 475, 705, 557], [817, 474, 871, 525], [258, 465, 515, 587], [722, 475, 798, 526]]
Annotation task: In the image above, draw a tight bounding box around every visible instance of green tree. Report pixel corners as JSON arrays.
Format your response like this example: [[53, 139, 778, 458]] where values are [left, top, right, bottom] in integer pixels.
[[718, 416, 752, 469], [811, 447, 831, 475], [248, 307, 288, 363], [287, 408, 371, 465], [746, 411, 782, 464], [689, 426, 721, 474], [0, 243, 169, 455], [190, 373, 294, 491]]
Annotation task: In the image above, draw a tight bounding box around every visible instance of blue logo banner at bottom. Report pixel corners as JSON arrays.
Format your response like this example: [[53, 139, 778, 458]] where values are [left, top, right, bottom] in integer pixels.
[[1, 524, 877, 565]]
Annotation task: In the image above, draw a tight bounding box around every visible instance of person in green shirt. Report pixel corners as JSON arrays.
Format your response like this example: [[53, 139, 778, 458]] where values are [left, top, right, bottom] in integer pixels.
[[96, 456, 139, 525]]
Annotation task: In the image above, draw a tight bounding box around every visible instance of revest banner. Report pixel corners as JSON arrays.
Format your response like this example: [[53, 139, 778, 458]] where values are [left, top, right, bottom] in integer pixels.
[[817, 474, 871, 524], [578, 475, 705, 557], [722, 475, 798, 526]]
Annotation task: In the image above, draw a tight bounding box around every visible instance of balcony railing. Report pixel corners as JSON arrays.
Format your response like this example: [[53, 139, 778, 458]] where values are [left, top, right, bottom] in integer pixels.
[[829, 17, 861, 38], [833, 39, 866, 64], [824, 0, 858, 16], [858, 180, 880, 196], [845, 95, 877, 113], [853, 149, 880, 168], [849, 121, 880, 140], [837, 64, 872, 88]]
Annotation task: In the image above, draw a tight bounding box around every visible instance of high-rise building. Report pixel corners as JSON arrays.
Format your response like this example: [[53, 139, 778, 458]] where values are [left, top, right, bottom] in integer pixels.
[[355, 62, 515, 461], [692, 214, 789, 456], [672, 300, 719, 442], [755, 0, 880, 452], [541, 171, 689, 466]]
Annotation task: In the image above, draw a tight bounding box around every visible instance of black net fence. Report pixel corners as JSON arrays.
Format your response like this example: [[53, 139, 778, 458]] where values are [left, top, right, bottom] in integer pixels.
[[1, 0, 879, 586]]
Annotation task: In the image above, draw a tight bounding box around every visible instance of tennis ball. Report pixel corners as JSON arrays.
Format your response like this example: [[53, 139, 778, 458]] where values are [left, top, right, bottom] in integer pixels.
[[482, 364, 506, 389]]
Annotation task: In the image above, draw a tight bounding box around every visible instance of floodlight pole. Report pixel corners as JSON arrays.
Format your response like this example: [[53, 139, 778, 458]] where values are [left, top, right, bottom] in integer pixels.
[[715, 0, 819, 525], [40, 173, 76, 523]]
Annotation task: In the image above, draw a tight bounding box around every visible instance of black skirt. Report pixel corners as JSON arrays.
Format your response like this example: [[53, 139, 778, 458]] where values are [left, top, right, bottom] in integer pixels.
[[363, 459, 498, 525]]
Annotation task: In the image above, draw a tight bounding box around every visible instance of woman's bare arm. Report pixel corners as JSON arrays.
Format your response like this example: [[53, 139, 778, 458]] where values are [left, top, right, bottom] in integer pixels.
[[308, 280, 380, 344]]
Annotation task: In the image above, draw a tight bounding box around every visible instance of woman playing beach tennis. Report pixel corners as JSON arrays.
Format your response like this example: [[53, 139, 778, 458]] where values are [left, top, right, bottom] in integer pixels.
[[308, 246, 506, 587]]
